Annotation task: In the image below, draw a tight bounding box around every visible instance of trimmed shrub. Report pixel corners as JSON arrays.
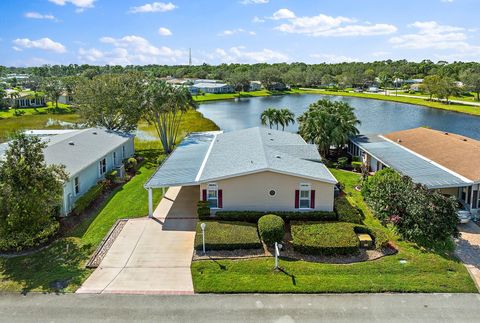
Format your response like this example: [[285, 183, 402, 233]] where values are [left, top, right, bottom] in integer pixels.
[[337, 157, 349, 169], [194, 221, 262, 250], [214, 210, 337, 223], [258, 214, 285, 245], [291, 222, 359, 255], [105, 169, 118, 182], [73, 182, 105, 215], [197, 201, 211, 220], [335, 196, 363, 224], [351, 156, 361, 162], [351, 161, 362, 172], [124, 157, 137, 172]]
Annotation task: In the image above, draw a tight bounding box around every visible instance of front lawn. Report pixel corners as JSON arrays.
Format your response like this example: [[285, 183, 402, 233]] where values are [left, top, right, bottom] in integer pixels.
[[191, 169, 476, 293], [194, 221, 262, 251]]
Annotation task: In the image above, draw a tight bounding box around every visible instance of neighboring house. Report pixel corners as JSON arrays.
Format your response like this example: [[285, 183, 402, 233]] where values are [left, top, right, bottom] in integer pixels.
[[367, 86, 380, 93], [249, 81, 262, 91], [410, 83, 422, 92], [0, 128, 135, 216], [267, 82, 288, 91], [192, 82, 234, 94], [349, 127, 480, 213], [58, 92, 73, 105], [5, 90, 46, 108], [145, 127, 338, 216]]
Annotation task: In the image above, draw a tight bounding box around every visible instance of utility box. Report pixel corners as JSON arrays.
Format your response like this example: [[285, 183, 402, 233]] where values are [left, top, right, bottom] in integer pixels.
[[357, 233, 373, 249]]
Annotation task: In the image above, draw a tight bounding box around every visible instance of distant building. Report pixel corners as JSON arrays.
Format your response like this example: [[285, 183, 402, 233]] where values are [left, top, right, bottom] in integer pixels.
[[249, 81, 262, 91], [192, 83, 234, 94], [4, 90, 46, 108], [410, 83, 422, 92], [367, 86, 380, 93], [267, 82, 288, 91], [58, 92, 73, 105]]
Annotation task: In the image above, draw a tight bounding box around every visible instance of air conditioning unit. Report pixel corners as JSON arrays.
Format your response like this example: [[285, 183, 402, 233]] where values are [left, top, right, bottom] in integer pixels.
[[115, 164, 126, 179]]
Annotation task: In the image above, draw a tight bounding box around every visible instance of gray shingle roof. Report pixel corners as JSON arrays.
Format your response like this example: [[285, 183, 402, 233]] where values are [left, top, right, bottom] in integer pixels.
[[0, 128, 133, 178], [145, 127, 337, 188], [352, 134, 472, 189]]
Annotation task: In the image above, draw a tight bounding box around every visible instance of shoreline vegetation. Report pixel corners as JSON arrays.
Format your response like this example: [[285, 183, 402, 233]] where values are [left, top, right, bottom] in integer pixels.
[[192, 88, 480, 117]]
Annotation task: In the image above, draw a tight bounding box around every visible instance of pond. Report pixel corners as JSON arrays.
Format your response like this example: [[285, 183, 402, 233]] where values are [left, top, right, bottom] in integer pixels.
[[198, 94, 480, 140]]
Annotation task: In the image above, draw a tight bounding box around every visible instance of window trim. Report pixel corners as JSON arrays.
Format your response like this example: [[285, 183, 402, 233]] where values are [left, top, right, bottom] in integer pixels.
[[299, 183, 312, 210], [207, 183, 219, 209], [99, 158, 107, 177]]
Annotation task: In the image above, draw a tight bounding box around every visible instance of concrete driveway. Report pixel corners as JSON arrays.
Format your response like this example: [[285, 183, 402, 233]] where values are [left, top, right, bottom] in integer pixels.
[[77, 186, 199, 294], [455, 221, 480, 291]]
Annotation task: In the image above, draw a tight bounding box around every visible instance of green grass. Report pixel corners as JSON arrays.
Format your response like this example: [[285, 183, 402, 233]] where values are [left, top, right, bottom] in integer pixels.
[[295, 88, 480, 116], [194, 221, 262, 251], [191, 169, 476, 293], [290, 222, 359, 255], [0, 109, 219, 293]]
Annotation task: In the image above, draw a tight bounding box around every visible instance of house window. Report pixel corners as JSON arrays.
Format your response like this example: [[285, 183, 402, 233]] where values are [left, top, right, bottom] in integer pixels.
[[74, 177, 80, 195], [99, 158, 107, 176], [122, 146, 126, 159], [207, 183, 218, 208], [299, 183, 311, 209], [113, 152, 117, 165]]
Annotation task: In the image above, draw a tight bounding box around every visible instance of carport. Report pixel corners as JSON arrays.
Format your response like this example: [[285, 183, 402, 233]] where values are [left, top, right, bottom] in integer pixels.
[[144, 131, 222, 217]]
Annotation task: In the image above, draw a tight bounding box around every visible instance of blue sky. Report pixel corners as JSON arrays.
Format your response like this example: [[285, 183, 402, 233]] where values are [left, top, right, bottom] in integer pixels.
[[0, 0, 478, 66]]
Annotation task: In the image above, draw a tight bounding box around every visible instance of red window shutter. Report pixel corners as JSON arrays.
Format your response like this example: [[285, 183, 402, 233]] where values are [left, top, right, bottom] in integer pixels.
[[218, 190, 223, 208], [202, 189, 207, 201], [295, 190, 299, 209], [310, 190, 316, 209]]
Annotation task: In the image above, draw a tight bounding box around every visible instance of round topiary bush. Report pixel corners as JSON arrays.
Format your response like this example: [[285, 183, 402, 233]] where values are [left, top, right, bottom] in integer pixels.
[[258, 214, 285, 245]]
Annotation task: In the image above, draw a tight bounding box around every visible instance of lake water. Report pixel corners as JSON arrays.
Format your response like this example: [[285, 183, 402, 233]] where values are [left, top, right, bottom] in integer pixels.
[[198, 94, 480, 140]]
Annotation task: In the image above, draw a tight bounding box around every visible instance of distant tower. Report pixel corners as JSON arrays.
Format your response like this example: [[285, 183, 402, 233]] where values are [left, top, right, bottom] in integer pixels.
[[188, 48, 192, 66]]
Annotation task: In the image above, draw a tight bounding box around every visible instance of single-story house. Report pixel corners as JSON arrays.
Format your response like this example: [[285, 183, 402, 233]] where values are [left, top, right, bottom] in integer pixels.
[[4, 90, 46, 108], [249, 81, 262, 91], [145, 127, 338, 216], [0, 128, 135, 216], [192, 82, 234, 94], [410, 83, 422, 92], [58, 92, 73, 105], [349, 127, 480, 214]]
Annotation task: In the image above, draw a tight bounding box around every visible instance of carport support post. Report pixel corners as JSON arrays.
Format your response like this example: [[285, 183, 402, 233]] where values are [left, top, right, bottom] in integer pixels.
[[148, 188, 153, 218]]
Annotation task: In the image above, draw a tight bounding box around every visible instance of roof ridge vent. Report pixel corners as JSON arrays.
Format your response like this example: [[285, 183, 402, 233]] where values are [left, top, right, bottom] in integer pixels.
[[444, 132, 449, 135], [397, 139, 402, 143]]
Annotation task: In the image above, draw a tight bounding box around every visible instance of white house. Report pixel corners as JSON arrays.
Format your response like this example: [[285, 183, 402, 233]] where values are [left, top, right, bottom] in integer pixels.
[[4, 90, 46, 108], [192, 82, 234, 94], [58, 92, 72, 105], [145, 127, 338, 216], [349, 127, 480, 215], [249, 81, 262, 91], [0, 128, 135, 216]]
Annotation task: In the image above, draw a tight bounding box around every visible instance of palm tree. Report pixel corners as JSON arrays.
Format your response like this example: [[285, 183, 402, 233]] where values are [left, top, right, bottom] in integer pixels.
[[260, 107, 278, 129], [0, 88, 6, 109], [7, 91, 20, 115], [298, 99, 360, 158], [378, 72, 392, 96], [277, 108, 295, 131]]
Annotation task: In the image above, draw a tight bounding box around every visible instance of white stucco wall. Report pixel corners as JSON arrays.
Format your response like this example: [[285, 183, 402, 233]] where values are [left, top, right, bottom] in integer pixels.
[[199, 171, 335, 212], [61, 137, 135, 215]]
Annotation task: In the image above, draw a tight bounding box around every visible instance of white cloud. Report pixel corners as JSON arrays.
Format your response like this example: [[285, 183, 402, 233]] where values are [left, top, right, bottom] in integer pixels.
[[48, 0, 96, 10], [206, 46, 288, 63], [12, 37, 66, 53], [252, 16, 265, 23], [240, 0, 269, 4], [389, 21, 468, 49], [129, 2, 177, 13], [270, 8, 296, 20], [158, 27, 172, 36], [79, 35, 185, 65], [371, 51, 390, 57], [272, 10, 397, 37], [309, 54, 359, 63], [218, 28, 256, 36], [24, 12, 56, 20], [441, 0, 454, 2]]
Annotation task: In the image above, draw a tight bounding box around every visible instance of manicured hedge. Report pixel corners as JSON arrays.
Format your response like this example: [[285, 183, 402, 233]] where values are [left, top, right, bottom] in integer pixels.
[[194, 221, 262, 251], [197, 201, 210, 219], [73, 182, 106, 215], [213, 210, 337, 223], [334, 196, 363, 224], [258, 214, 285, 245], [291, 222, 359, 255]]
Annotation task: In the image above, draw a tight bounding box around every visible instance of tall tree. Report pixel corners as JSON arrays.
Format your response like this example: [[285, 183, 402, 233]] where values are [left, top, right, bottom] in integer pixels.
[[277, 108, 295, 131], [260, 107, 279, 129], [298, 99, 360, 157], [75, 72, 145, 132], [143, 80, 197, 154], [42, 78, 64, 112], [0, 133, 68, 251], [460, 68, 480, 101], [378, 72, 392, 95], [7, 91, 20, 114]]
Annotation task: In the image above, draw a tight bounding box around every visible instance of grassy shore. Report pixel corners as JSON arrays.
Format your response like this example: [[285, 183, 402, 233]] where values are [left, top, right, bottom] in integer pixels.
[[295, 88, 480, 116], [0, 109, 219, 293], [191, 169, 476, 293], [192, 89, 299, 102]]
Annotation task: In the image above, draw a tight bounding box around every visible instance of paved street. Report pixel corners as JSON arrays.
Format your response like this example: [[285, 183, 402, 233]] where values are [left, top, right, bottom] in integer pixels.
[[0, 293, 480, 322], [77, 186, 198, 294]]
